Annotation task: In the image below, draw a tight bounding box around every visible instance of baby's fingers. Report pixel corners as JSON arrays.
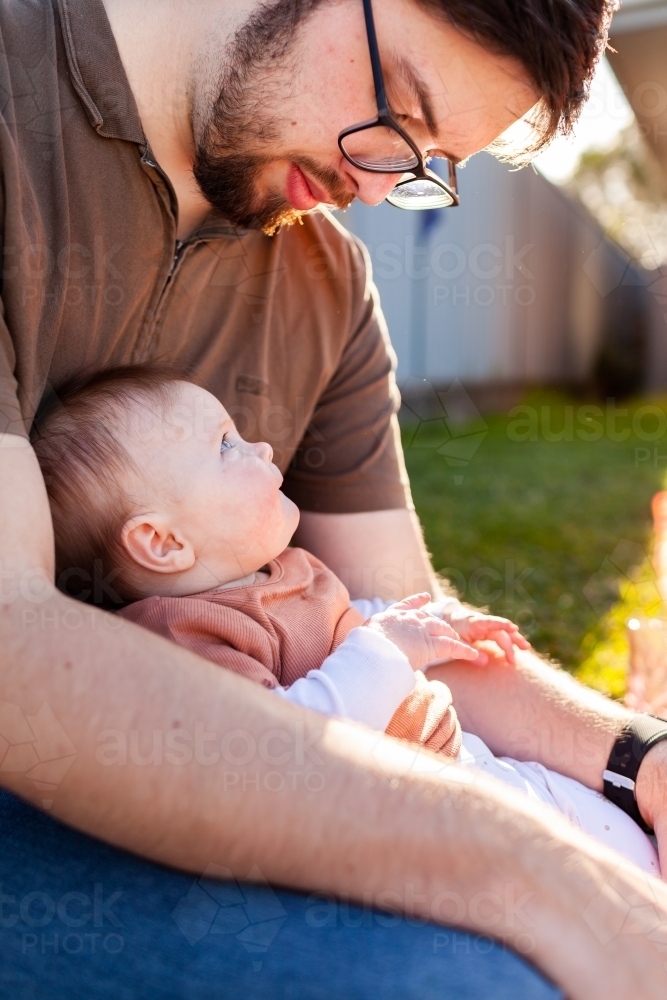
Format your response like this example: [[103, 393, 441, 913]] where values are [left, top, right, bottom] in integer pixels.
[[424, 617, 465, 640], [467, 615, 518, 636], [479, 618, 532, 653], [489, 628, 516, 664], [431, 635, 479, 662], [467, 616, 531, 651], [393, 593, 432, 612]]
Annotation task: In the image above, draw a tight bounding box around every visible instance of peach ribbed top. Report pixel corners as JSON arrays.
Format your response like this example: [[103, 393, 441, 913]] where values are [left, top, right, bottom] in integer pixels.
[[118, 547, 461, 758]]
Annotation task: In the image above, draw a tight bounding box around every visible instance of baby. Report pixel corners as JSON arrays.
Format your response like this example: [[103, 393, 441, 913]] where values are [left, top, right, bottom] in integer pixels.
[[32, 365, 660, 875]]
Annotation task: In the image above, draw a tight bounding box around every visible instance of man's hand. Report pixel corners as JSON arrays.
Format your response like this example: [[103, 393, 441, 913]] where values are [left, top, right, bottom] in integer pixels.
[[365, 593, 480, 671], [433, 601, 531, 665]]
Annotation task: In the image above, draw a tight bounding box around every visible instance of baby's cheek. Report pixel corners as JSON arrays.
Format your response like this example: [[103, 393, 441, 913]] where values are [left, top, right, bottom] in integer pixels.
[[242, 484, 284, 536], [180, 486, 225, 540]]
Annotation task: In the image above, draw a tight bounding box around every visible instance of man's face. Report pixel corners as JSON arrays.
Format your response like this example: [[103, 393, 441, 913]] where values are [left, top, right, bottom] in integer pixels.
[[192, 0, 539, 233]]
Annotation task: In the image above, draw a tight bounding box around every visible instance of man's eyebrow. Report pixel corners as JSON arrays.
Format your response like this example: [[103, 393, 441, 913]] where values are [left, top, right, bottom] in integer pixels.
[[393, 58, 439, 139], [390, 58, 461, 164]]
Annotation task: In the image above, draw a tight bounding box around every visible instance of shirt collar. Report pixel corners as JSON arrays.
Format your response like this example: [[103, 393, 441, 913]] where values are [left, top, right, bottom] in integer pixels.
[[57, 0, 146, 145], [56, 0, 254, 238]]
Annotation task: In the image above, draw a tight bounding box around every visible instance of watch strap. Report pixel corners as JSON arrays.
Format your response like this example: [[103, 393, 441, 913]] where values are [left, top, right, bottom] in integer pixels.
[[603, 714, 667, 834]]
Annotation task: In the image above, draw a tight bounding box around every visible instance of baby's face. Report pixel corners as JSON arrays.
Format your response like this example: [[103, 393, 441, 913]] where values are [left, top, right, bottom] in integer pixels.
[[122, 381, 300, 589]]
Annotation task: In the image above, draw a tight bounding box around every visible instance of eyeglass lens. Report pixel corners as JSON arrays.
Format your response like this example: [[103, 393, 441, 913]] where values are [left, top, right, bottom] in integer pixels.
[[386, 177, 456, 210], [339, 124, 419, 172]]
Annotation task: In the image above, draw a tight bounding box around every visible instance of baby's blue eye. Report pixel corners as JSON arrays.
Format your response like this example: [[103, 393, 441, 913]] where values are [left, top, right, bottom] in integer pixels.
[[220, 435, 235, 453]]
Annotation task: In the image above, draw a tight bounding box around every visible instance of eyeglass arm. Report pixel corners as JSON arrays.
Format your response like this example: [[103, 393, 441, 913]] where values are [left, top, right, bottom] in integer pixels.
[[361, 0, 389, 115]]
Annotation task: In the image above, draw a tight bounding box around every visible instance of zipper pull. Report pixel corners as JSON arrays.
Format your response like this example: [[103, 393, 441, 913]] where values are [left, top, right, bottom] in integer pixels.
[[169, 240, 185, 276]]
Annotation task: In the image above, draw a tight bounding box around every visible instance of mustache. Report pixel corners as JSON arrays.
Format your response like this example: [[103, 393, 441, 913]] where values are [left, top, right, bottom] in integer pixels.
[[193, 148, 354, 234], [292, 156, 355, 211]]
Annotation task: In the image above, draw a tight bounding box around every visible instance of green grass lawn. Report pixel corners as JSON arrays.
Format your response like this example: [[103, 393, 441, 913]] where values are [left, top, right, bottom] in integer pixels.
[[403, 392, 667, 697]]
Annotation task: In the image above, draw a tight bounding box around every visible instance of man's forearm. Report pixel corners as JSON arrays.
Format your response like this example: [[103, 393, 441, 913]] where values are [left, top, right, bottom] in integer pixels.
[[294, 508, 446, 601], [436, 645, 667, 845], [294, 507, 628, 791], [2, 592, 667, 999], [291, 504, 667, 840], [426, 646, 630, 791]]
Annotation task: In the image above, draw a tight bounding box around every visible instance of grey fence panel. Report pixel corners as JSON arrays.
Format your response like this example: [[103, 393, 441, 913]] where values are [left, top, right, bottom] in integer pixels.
[[341, 153, 655, 399]]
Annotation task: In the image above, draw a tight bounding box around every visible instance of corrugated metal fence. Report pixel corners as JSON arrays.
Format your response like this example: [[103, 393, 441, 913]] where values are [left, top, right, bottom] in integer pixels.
[[342, 153, 664, 408]]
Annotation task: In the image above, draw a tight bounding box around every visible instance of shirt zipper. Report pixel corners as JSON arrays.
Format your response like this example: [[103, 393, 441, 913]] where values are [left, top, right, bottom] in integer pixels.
[[169, 239, 185, 277], [139, 151, 203, 355], [142, 151, 190, 281]]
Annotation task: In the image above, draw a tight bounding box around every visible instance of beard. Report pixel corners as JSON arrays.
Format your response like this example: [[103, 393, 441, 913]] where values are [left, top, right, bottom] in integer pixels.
[[193, 150, 354, 235], [191, 0, 353, 234]]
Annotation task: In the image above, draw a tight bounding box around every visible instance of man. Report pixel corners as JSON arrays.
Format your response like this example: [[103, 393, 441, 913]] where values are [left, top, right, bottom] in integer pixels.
[[1, 0, 666, 996]]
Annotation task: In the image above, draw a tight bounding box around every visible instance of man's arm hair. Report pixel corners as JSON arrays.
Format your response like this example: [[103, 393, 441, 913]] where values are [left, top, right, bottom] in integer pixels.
[[293, 508, 445, 601], [427, 644, 631, 790], [295, 503, 667, 867], [293, 500, 628, 797]]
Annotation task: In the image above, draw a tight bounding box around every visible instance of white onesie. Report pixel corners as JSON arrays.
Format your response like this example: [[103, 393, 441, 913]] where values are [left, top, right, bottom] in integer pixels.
[[459, 731, 659, 875], [272, 597, 660, 876]]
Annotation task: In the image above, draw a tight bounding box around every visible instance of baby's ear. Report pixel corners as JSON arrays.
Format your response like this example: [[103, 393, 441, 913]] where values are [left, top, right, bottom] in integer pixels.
[[121, 515, 196, 575]]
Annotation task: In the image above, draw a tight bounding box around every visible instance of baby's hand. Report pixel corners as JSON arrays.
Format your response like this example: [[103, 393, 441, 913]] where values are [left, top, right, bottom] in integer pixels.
[[435, 602, 531, 665], [365, 594, 480, 672]]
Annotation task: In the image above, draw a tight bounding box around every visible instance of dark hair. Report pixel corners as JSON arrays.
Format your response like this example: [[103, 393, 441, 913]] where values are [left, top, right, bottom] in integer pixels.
[[200, 0, 614, 175], [414, 0, 616, 158], [31, 365, 186, 609]]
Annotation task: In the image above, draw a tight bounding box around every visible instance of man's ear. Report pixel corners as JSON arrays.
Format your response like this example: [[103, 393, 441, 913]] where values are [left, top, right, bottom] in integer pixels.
[[121, 515, 195, 575]]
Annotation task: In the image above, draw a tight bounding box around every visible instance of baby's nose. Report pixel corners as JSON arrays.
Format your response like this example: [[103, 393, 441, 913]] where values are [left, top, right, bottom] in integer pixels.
[[254, 440, 274, 463]]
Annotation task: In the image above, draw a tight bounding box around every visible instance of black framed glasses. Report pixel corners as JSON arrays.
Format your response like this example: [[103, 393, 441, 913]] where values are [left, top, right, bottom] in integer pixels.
[[338, 0, 459, 210]]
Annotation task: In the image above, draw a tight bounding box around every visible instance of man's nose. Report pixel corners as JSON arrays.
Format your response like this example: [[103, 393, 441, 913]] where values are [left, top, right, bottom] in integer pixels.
[[341, 163, 403, 206]]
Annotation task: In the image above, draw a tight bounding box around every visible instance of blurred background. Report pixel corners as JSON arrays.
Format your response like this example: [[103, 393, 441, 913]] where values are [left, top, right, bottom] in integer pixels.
[[340, 0, 667, 703]]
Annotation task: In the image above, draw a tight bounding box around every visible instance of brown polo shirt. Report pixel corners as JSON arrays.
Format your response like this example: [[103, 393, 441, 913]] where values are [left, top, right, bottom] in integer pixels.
[[0, 0, 411, 514]]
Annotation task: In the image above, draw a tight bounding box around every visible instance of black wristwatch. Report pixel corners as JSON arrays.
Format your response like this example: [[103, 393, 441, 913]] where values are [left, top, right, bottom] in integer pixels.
[[603, 714, 667, 834]]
